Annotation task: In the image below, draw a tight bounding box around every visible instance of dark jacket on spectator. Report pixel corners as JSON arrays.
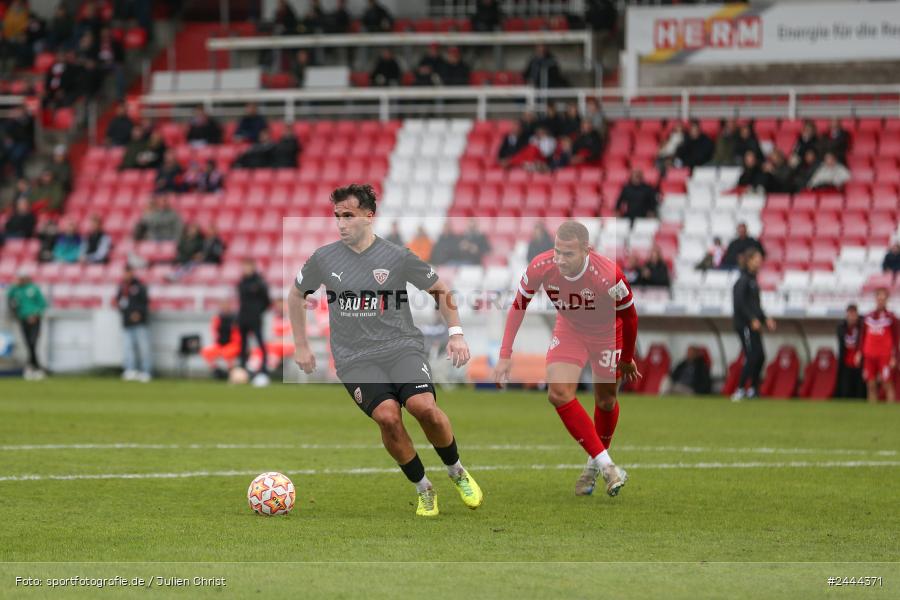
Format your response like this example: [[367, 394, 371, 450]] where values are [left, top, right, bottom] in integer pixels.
[[738, 165, 767, 189], [498, 131, 526, 161], [237, 271, 271, 327], [819, 128, 850, 164], [639, 259, 670, 288], [430, 232, 460, 265], [883, 249, 900, 273], [676, 133, 714, 168], [3, 211, 36, 238], [186, 117, 222, 145], [671, 355, 712, 394], [573, 130, 603, 162], [234, 114, 268, 143], [105, 114, 133, 146], [472, 0, 502, 31], [203, 235, 226, 264], [371, 55, 402, 87], [616, 183, 658, 219], [116, 277, 149, 327], [272, 134, 301, 168], [362, 2, 393, 32]]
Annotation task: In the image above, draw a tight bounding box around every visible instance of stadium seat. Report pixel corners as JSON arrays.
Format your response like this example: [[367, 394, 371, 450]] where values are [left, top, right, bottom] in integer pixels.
[[798, 348, 837, 400], [633, 343, 671, 395], [760, 346, 800, 399]]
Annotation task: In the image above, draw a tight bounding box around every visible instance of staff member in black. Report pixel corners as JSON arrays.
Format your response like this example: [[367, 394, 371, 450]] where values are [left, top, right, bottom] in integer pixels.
[[836, 304, 866, 399], [732, 248, 775, 400], [237, 258, 271, 385]]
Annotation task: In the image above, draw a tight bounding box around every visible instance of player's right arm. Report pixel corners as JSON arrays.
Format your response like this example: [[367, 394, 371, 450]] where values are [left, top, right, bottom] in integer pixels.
[[288, 252, 324, 374], [494, 259, 542, 387]]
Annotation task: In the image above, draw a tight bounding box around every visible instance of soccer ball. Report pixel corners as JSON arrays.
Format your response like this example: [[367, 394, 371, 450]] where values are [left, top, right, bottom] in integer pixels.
[[228, 367, 249, 385], [247, 472, 295, 516]]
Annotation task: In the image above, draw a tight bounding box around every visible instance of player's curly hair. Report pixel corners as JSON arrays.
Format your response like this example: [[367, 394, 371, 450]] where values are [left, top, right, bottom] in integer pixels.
[[330, 184, 377, 213]]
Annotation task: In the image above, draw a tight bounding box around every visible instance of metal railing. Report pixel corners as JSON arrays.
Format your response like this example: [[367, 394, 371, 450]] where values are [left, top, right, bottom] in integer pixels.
[[139, 84, 900, 123], [207, 30, 594, 70]]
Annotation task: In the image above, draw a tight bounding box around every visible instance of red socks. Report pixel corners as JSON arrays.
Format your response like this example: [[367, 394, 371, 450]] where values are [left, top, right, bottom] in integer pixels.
[[556, 398, 605, 458], [595, 401, 620, 449]]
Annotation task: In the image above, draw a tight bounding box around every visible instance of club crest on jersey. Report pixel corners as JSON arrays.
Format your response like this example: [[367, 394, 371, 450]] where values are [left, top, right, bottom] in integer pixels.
[[580, 288, 595, 301], [353, 387, 363, 405], [373, 269, 390, 285], [549, 336, 560, 350]]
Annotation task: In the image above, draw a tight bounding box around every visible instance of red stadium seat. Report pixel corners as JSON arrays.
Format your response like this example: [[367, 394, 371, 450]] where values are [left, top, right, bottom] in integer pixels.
[[722, 352, 745, 396], [760, 346, 800, 399], [798, 348, 837, 400], [634, 343, 671, 395]]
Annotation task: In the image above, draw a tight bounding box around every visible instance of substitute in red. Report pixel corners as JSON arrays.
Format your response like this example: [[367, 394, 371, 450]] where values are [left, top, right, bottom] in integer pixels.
[[493, 220, 639, 497], [860, 287, 899, 403]]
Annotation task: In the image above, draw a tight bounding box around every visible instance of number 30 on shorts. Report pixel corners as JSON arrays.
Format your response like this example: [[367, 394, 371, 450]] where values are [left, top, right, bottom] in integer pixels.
[[597, 349, 622, 368]]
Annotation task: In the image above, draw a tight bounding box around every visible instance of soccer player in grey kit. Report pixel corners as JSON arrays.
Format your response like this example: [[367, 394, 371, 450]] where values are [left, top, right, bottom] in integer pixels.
[[287, 184, 483, 517]]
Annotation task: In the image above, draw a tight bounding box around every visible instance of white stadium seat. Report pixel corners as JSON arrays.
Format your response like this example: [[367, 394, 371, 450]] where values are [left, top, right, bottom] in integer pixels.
[[781, 271, 811, 292]]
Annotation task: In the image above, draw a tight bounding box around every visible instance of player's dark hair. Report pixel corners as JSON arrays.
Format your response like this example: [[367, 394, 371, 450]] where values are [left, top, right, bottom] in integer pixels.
[[330, 184, 377, 213], [847, 304, 858, 313], [743, 248, 761, 261], [556, 220, 589, 245]]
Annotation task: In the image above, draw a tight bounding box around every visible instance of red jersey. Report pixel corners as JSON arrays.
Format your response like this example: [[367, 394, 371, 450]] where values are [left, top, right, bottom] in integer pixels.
[[517, 250, 634, 334], [500, 250, 638, 362], [861, 309, 898, 357]]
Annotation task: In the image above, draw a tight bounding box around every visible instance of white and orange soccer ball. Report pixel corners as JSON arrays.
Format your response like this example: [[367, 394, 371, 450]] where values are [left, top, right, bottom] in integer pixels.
[[247, 472, 296, 516]]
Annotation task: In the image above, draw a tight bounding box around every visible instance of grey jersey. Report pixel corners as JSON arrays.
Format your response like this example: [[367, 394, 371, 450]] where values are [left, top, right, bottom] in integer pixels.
[[295, 236, 439, 370]]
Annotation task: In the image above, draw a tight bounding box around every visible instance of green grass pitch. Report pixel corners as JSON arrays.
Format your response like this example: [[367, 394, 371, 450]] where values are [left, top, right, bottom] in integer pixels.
[[0, 378, 898, 599]]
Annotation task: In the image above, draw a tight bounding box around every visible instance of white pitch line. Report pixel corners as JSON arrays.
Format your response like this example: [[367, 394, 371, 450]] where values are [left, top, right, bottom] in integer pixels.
[[0, 443, 896, 457], [1, 460, 900, 483]]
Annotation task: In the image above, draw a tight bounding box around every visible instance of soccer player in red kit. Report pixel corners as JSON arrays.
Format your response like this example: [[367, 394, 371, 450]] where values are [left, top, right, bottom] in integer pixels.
[[859, 287, 899, 403], [493, 221, 640, 497]]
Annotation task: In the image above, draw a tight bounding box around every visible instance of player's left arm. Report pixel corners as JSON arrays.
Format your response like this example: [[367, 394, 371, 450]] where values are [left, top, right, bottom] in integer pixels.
[[609, 271, 641, 381], [403, 249, 470, 368]]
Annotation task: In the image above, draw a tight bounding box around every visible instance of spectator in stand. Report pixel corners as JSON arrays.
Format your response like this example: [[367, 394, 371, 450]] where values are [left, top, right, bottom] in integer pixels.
[[539, 103, 563, 137], [46, 4, 74, 51], [362, 0, 394, 33], [53, 220, 81, 263], [819, 117, 850, 164], [75, 0, 103, 41], [175, 223, 206, 265], [186, 106, 222, 146], [549, 137, 573, 170], [791, 119, 819, 164], [133, 194, 183, 241], [120, 128, 165, 170], [326, 0, 351, 34], [497, 121, 527, 166], [50, 144, 72, 194], [732, 122, 762, 164], [527, 222, 553, 261], [441, 47, 470, 86], [29, 170, 65, 214], [656, 122, 684, 170], [517, 127, 557, 171], [615, 169, 658, 220], [371, 49, 401, 87], [707, 119, 735, 166], [155, 151, 184, 193], [584, 97, 606, 136], [3, 198, 36, 239], [293, 49, 311, 87], [668, 347, 712, 395], [0, 106, 35, 178], [202, 223, 226, 264], [676, 119, 714, 169], [385, 221, 403, 246], [196, 159, 224, 193], [836, 304, 866, 399], [472, 0, 502, 32], [638, 246, 670, 288], [762, 149, 792, 194], [272, 130, 301, 168], [696, 236, 725, 271], [408, 225, 433, 261], [737, 150, 766, 191], [96, 27, 125, 98], [43, 49, 80, 108], [622, 256, 641, 286], [458, 220, 491, 265], [117, 265, 152, 382], [790, 148, 819, 191], [272, 0, 298, 35], [559, 103, 581, 138], [81, 214, 111, 263], [414, 44, 445, 86], [6, 269, 48, 380], [523, 44, 567, 88], [235, 130, 275, 169], [806, 151, 851, 190], [586, 0, 617, 33], [234, 103, 268, 144], [571, 121, 603, 166], [298, 0, 325, 35], [430, 222, 460, 265], [237, 258, 272, 385], [9, 177, 31, 207], [519, 110, 539, 139], [36, 219, 58, 262], [1, 0, 30, 69], [882, 243, 900, 274], [721, 223, 765, 270]]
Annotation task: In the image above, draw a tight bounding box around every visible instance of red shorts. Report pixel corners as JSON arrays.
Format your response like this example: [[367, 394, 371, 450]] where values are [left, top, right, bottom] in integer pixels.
[[545, 316, 621, 383], [863, 354, 893, 382]]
